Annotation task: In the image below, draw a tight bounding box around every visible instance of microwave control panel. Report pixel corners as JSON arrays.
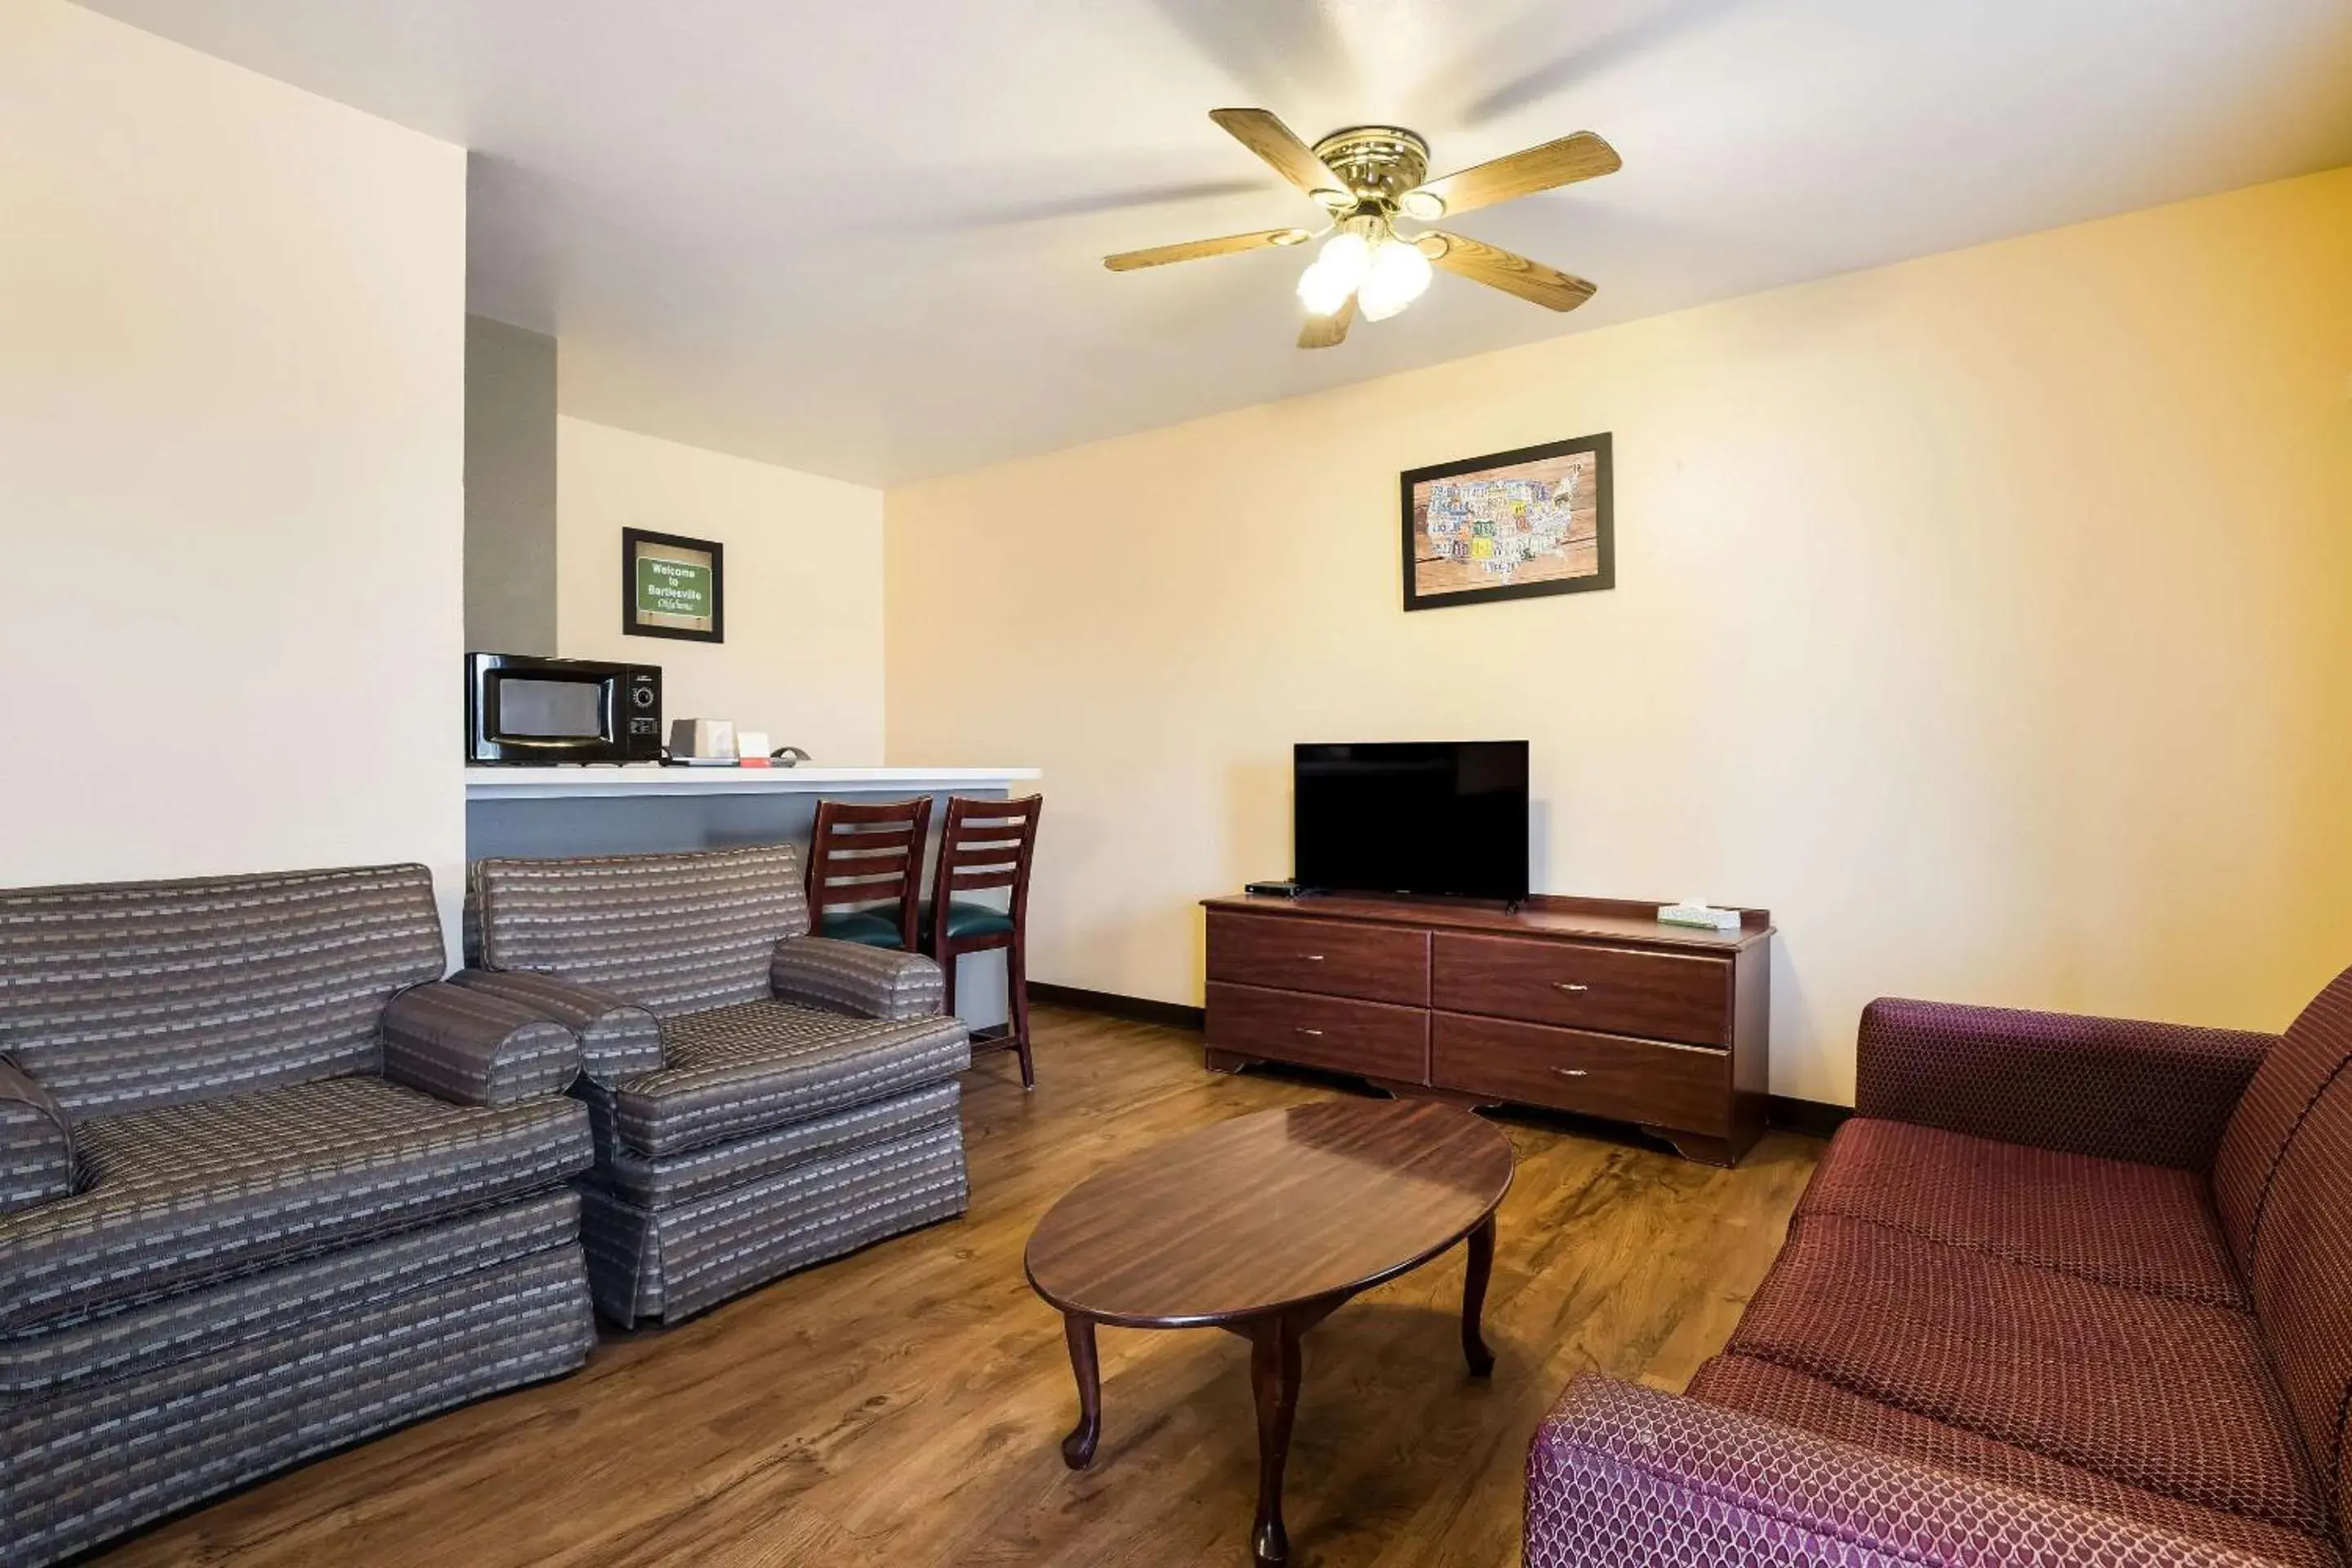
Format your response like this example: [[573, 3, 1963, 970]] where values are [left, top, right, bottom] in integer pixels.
[[624, 667, 663, 755]]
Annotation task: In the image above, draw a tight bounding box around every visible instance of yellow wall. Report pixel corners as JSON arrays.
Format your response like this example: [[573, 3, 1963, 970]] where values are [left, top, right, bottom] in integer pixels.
[[556, 416, 887, 765], [885, 169, 2352, 1103]]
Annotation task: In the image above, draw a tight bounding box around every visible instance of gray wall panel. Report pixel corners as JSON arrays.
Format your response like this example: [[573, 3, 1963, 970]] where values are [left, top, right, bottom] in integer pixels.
[[464, 314, 557, 656]]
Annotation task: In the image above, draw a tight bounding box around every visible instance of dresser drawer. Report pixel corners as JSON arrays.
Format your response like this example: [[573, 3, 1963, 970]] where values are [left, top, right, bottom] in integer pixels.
[[1206, 982, 1430, 1083], [1432, 1012, 1728, 1134], [1430, 933, 1728, 1045], [1206, 912, 1430, 1006]]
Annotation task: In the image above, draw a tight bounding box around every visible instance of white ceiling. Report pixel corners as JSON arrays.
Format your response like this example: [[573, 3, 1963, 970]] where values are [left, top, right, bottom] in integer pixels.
[[76, 0, 2352, 486]]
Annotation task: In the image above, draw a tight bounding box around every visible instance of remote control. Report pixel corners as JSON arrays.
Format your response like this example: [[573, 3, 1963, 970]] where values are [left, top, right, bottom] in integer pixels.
[[1659, 902, 1741, 931]]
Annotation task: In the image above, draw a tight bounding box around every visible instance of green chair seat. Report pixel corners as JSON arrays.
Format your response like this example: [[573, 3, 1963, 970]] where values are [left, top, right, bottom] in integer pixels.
[[817, 909, 906, 949], [921, 900, 1016, 942]]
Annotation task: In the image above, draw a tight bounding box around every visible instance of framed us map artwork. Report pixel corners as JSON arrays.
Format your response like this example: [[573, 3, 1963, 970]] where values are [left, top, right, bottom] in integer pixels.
[[1400, 433, 1614, 611]]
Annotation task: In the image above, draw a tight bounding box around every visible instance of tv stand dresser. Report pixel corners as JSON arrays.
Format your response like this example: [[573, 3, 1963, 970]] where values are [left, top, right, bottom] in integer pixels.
[[1200, 893, 1773, 1165]]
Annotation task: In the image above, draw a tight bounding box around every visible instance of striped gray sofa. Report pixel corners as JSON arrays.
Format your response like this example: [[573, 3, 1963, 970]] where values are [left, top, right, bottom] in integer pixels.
[[0, 863, 597, 1567], [458, 842, 972, 1325]]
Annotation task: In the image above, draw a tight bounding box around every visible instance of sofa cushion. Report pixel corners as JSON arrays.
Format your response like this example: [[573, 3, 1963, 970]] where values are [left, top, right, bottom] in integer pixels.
[[1855, 997, 2278, 1172], [1725, 1215, 2328, 1535], [0, 1075, 590, 1334], [581, 1000, 969, 1158], [2242, 1058, 2352, 1512], [0, 864, 444, 1118], [1797, 1118, 2247, 1308], [2215, 963, 2352, 1280], [1686, 1352, 2339, 1568], [470, 845, 809, 1017]]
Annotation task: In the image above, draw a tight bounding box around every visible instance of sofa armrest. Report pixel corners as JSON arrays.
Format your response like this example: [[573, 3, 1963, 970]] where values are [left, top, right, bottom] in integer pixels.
[[1528, 1376, 2277, 1568], [1855, 996, 2274, 1169], [380, 982, 582, 1107], [0, 1057, 74, 1213], [769, 937, 947, 1021], [449, 969, 663, 1087]]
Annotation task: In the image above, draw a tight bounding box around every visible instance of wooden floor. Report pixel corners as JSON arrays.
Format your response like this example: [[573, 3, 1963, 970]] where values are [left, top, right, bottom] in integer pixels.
[[97, 1007, 1820, 1568]]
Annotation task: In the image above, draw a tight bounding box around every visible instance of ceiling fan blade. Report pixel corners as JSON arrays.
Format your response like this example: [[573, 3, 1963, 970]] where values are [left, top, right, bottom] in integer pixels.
[[1103, 227, 1310, 271], [1410, 131, 1620, 217], [1209, 108, 1352, 205], [1426, 232, 1597, 311], [1297, 293, 1358, 350]]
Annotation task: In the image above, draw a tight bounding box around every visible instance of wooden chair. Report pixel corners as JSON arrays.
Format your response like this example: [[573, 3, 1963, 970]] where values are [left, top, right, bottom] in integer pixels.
[[924, 795, 1043, 1088], [805, 796, 932, 951]]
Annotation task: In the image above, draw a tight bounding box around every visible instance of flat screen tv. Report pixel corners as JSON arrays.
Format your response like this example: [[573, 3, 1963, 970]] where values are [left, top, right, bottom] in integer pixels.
[[1294, 741, 1530, 903]]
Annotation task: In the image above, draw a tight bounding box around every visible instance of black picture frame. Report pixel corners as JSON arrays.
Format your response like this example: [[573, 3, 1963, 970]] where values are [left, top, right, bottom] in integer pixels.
[[1400, 432, 1614, 612], [621, 527, 725, 643]]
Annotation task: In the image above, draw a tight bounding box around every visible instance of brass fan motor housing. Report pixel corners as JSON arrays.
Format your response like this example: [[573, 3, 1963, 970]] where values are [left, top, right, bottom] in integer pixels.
[[1310, 126, 1431, 209]]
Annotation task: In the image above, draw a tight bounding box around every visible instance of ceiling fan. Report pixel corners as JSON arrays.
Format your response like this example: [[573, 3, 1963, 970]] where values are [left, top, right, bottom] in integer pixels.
[[1104, 109, 1620, 350]]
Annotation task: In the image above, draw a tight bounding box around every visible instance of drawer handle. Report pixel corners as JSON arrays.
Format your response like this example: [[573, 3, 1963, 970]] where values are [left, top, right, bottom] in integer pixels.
[[1300, 953, 1326, 962], [1552, 982, 1591, 992], [1295, 1027, 1325, 1037], [1552, 1067, 1591, 1079]]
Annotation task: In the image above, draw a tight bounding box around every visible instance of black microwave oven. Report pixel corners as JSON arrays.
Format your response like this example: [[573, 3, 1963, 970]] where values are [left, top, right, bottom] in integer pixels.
[[466, 653, 662, 764]]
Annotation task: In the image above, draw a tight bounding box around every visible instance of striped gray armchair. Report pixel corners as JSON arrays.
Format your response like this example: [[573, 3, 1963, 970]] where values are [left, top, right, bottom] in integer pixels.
[[457, 841, 972, 1325], [0, 863, 596, 1568]]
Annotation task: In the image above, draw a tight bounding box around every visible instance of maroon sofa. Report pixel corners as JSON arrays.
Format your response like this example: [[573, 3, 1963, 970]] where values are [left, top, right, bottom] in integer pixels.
[[1527, 970, 2352, 1568]]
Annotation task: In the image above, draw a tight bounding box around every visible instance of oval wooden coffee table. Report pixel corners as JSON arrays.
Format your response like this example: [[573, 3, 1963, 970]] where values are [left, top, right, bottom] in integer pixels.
[[1024, 1098, 1514, 1567]]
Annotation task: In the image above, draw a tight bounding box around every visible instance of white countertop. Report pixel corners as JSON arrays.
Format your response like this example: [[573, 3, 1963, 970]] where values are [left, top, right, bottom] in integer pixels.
[[466, 765, 1040, 800]]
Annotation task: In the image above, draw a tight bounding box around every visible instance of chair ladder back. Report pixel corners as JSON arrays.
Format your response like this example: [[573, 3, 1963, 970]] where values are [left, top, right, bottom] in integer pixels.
[[807, 795, 933, 951], [930, 795, 1042, 936]]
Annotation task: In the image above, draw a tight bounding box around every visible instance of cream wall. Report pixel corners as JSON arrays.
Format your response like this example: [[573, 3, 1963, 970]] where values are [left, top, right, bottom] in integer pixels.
[[557, 416, 884, 763], [0, 2, 469, 940], [886, 169, 2352, 1105]]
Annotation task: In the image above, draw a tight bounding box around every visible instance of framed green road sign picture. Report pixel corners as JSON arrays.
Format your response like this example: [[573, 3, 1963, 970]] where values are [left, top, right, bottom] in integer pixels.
[[622, 528, 724, 642]]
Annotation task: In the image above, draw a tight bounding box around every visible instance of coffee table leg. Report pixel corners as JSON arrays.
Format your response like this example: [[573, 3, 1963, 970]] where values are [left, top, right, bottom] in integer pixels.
[[1247, 1314, 1303, 1567], [1061, 1312, 1101, 1469], [1462, 1214, 1496, 1376]]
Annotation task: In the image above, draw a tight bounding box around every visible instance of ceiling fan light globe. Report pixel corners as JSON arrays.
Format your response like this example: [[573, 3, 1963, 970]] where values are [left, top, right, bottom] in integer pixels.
[[1295, 260, 1354, 317], [1357, 235, 1434, 320], [1316, 230, 1373, 292]]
